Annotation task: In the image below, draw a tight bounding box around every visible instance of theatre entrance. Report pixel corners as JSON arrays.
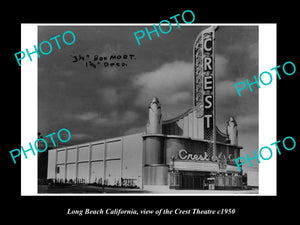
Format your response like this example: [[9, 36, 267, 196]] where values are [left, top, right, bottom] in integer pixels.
[[182, 174, 203, 189], [170, 171, 211, 190]]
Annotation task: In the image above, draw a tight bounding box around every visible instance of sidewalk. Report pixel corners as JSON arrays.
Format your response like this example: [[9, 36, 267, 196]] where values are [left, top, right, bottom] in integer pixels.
[[146, 189, 259, 195], [38, 184, 258, 195]]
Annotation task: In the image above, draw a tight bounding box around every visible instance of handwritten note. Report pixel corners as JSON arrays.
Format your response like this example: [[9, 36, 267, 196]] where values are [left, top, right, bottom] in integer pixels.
[[70, 53, 136, 68]]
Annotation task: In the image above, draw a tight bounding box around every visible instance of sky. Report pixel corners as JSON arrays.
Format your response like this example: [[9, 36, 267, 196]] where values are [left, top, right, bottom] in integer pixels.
[[38, 25, 259, 172]]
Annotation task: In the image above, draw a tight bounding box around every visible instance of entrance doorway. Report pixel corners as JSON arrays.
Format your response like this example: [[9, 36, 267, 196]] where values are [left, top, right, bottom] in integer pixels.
[[181, 175, 203, 189], [180, 171, 210, 190]]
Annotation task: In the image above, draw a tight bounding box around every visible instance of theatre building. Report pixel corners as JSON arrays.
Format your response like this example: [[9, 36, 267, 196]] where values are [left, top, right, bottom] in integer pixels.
[[47, 27, 244, 190]]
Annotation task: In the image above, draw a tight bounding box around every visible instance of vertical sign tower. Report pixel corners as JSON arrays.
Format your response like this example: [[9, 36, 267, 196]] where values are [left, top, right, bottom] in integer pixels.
[[193, 26, 218, 160]]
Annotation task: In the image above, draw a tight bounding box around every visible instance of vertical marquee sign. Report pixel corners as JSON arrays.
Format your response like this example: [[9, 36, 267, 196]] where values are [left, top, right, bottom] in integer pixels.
[[194, 26, 218, 159]]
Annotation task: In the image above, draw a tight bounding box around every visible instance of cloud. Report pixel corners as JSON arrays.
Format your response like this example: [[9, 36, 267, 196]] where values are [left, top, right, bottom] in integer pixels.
[[123, 126, 145, 135], [169, 91, 191, 104], [248, 42, 258, 62], [91, 110, 139, 126], [133, 60, 193, 119], [101, 43, 122, 56], [61, 70, 75, 77], [94, 116, 111, 126], [236, 113, 258, 132], [75, 112, 99, 121], [216, 80, 240, 104], [101, 67, 119, 78], [122, 110, 139, 124], [216, 79, 258, 135], [215, 54, 229, 82], [71, 133, 93, 142], [134, 60, 193, 94], [98, 87, 120, 106]]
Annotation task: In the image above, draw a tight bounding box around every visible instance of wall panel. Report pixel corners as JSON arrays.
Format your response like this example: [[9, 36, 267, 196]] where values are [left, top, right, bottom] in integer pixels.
[[91, 143, 105, 160], [106, 160, 121, 186], [57, 150, 66, 164], [106, 140, 122, 159], [49, 133, 144, 188], [78, 162, 89, 183], [47, 150, 56, 179], [90, 161, 104, 183], [78, 145, 89, 162], [66, 163, 76, 181], [56, 164, 65, 180], [67, 148, 76, 163]]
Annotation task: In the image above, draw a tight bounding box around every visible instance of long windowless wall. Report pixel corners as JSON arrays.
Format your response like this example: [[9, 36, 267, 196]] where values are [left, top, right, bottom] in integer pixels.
[[47, 133, 144, 188]]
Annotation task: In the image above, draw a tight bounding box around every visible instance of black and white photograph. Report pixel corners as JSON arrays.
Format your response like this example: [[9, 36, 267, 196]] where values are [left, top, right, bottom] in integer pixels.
[[4, 4, 299, 221], [36, 25, 259, 194]]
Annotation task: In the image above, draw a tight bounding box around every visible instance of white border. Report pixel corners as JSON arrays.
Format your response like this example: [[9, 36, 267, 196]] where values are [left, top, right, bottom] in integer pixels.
[[21, 23, 276, 196], [21, 24, 38, 195], [258, 24, 277, 195]]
